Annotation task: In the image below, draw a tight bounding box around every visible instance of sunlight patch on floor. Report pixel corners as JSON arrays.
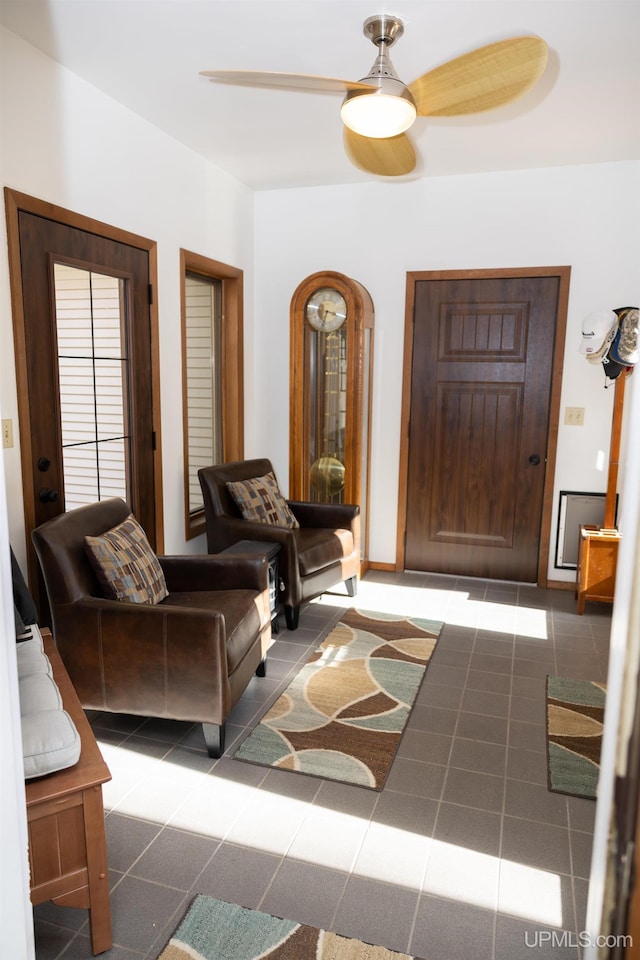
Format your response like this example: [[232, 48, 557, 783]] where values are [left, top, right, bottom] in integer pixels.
[[319, 579, 549, 641], [99, 740, 563, 927]]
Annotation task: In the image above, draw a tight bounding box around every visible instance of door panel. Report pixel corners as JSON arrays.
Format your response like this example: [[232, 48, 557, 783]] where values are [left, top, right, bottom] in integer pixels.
[[405, 275, 560, 581], [11, 206, 157, 617]]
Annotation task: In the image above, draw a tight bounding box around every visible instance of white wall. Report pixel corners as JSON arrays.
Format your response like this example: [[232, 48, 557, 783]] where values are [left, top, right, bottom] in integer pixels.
[[0, 26, 258, 957], [252, 162, 640, 580], [0, 27, 255, 564]]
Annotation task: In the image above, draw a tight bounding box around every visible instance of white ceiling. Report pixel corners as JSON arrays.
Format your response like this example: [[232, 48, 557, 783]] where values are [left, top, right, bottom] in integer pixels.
[[0, 0, 638, 191]]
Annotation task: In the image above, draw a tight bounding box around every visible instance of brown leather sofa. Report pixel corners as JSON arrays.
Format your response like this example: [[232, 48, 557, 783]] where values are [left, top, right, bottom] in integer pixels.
[[31, 498, 272, 757], [198, 458, 360, 630]]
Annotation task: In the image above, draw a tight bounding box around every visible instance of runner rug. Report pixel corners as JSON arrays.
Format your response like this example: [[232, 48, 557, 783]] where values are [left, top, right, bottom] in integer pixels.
[[158, 894, 422, 960], [233, 608, 444, 790], [546, 675, 606, 800]]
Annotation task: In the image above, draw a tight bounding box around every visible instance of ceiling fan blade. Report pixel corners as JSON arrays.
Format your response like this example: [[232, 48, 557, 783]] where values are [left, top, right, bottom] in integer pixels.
[[343, 128, 416, 177], [408, 36, 548, 117], [200, 70, 375, 94]]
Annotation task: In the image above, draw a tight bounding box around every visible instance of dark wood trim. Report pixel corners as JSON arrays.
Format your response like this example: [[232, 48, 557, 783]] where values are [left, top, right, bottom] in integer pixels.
[[396, 266, 571, 586], [4, 188, 164, 568], [367, 561, 395, 572], [180, 249, 244, 541], [605, 373, 626, 528], [545, 579, 575, 591]]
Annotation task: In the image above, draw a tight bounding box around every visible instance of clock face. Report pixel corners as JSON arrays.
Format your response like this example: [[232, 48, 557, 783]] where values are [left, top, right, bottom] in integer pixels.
[[306, 287, 347, 332]]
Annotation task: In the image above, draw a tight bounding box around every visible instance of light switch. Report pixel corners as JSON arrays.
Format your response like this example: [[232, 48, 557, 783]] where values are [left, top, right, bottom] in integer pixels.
[[564, 407, 585, 426], [2, 419, 13, 448]]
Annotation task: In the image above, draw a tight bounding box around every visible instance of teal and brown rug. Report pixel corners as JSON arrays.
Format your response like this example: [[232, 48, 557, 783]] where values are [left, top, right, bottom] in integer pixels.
[[233, 607, 443, 789], [158, 895, 422, 960], [546, 675, 606, 800]]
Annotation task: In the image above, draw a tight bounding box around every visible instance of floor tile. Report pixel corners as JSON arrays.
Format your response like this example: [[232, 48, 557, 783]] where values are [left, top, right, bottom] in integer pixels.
[[411, 893, 496, 960], [129, 826, 218, 890], [40, 571, 610, 960], [332, 876, 419, 954], [434, 801, 502, 856], [494, 915, 579, 959], [104, 815, 162, 874], [260, 858, 348, 931], [194, 842, 282, 908], [106, 875, 187, 952], [501, 816, 572, 875], [442, 766, 505, 813], [455, 711, 508, 745], [504, 779, 569, 827], [449, 737, 507, 777], [461, 687, 510, 718], [384, 758, 447, 799]]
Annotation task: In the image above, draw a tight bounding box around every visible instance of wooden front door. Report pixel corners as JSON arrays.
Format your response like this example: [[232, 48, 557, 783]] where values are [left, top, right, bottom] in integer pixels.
[[5, 190, 162, 618], [399, 269, 569, 582]]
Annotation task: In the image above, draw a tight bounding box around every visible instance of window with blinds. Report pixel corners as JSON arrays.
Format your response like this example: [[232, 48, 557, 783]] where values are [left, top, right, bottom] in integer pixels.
[[181, 250, 244, 540], [54, 263, 129, 511], [184, 273, 223, 517]]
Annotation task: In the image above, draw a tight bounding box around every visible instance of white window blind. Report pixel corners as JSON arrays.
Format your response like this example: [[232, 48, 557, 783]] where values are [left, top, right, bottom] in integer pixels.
[[185, 274, 222, 515], [54, 263, 129, 511]]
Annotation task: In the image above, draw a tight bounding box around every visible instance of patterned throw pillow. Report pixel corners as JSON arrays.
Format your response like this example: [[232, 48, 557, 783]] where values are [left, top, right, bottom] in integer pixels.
[[85, 514, 168, 604], [226, 473, 299, 529]]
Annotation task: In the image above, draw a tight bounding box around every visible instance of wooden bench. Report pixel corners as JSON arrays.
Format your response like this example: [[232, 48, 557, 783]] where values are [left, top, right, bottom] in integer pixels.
[[25, 630, 112, 954]]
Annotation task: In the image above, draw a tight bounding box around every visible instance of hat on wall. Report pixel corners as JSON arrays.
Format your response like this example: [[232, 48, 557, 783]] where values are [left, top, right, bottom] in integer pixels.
[[579, 308, 618, 358], [609, 306, 639, 366]]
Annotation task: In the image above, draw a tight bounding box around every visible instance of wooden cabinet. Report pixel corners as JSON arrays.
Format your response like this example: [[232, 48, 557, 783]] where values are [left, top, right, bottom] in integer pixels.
[[576, 525, 621, 614], [576, 371, 626, 613], [26, 631, 112, 954]]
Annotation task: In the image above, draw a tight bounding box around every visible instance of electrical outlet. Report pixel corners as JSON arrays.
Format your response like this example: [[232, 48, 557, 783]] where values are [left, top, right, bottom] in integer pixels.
[[564, 406, 585, 426], [2, 419, 13, 448]]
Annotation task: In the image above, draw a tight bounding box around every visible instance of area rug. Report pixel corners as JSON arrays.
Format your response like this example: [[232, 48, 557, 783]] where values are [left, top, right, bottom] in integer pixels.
[[546, 675, 606, 800], [233, 607, 443, 789], [158, 894, 422, 960]]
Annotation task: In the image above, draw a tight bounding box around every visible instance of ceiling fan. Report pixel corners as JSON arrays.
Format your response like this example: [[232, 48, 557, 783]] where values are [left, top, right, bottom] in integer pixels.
[[200, 14, 548, 177]]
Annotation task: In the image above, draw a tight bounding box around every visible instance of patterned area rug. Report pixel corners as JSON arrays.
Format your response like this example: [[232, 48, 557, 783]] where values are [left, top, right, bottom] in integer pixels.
[[546, 675, 606, 800], [233, 608, 443, 789], [158, 895, 421, 959]]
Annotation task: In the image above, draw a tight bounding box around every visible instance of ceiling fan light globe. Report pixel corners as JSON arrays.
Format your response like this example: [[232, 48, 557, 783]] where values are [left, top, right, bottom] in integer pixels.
[[341, 91, 416, 139]]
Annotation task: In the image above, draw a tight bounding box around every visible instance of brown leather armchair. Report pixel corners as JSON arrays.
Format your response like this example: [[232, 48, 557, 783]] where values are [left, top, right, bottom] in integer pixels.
[[199, 458, 360, 630], [31, 498, 272, 757]]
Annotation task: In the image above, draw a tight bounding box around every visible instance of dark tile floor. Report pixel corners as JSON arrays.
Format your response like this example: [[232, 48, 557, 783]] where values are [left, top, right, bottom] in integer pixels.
[[32, 571, 611, 960]]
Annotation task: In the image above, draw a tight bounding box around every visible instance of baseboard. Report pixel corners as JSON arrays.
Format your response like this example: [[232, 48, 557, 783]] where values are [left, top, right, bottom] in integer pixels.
[[367, 561, 396, 572], [545, 578, 576, 591]]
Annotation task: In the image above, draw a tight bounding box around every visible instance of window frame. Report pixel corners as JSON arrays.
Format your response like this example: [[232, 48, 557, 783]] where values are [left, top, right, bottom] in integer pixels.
[[180, 249, 244, 539]]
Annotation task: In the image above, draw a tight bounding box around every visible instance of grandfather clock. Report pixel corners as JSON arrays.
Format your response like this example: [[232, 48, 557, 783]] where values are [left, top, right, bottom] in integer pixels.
[[289, 270, 374, 560]]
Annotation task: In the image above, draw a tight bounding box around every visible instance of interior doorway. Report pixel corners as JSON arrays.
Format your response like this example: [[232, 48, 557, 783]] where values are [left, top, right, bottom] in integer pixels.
[[396, 267, 570, 583], [5, 189, 163, 618]]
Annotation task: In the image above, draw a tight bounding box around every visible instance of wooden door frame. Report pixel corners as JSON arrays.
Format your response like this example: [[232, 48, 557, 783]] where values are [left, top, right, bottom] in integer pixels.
[[4, 189, 164, 593], [396, 266, 571, 586]]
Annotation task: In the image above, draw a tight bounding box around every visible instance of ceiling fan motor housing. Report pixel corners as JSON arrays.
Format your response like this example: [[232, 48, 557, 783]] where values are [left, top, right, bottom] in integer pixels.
[[362, 14, 405, 47], [341, 15, 416, 138]]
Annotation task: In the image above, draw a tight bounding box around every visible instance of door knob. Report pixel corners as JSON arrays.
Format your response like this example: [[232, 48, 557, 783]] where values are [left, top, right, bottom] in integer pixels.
[[39, 488, 59, 503], [37, 457, 51, 472], [528, 454, 541, 466]]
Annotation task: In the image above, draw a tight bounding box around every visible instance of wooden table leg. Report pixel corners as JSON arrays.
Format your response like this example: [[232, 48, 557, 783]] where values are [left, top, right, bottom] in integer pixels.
[[83, 784, 112, 954]]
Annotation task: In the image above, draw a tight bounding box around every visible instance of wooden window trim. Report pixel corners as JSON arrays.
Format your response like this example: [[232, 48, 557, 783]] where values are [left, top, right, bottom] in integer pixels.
[[180, 249, 244, 540]]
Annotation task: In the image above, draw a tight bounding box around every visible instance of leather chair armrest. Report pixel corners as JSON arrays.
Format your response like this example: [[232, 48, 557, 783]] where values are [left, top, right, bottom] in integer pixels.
[[54, 597, 231, 720], [158, 554, 269, 593], [208, 518, 297, 552], [288, 501, 360, 529]]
